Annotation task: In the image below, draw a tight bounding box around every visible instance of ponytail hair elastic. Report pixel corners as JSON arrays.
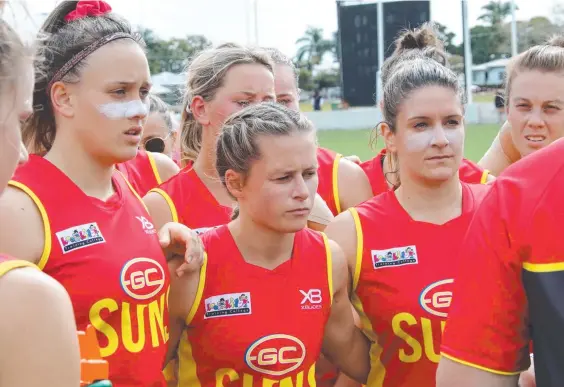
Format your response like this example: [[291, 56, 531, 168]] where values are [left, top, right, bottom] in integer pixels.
[[64, 0, 112, 22]]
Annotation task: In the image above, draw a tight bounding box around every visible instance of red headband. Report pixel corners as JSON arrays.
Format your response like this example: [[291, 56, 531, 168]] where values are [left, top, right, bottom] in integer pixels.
[[65, 1, 112, 22], [47, 1, 134, 94]]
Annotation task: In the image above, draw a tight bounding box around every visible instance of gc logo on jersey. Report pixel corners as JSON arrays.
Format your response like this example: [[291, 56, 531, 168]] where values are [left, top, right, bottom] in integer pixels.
[[371, 245, 418, 269], [419, 278, 454, 317], [300, 289, 322, 310], [204, 292, 252, 319], [245, 334, 306, 376], [120, 257, 166, 300]]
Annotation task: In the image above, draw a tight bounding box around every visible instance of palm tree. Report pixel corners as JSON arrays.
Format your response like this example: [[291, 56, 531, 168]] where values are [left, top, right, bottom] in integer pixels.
[[478, 1, 513, 26], [295, 26, 335, 71]]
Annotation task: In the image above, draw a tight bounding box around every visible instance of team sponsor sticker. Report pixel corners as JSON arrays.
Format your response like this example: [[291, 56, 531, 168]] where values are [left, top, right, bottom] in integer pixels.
[[204, 292, 251, 319], [56, 223, 105, 254], [371, 245, 418, 269]]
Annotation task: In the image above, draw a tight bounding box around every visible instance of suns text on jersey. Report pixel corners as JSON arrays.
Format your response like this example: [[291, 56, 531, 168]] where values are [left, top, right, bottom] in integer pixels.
[[88, 257, 169, 357]]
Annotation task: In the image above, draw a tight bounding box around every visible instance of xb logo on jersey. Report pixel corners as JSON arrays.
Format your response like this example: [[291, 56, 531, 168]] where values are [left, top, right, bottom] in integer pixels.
[[300, 289, 322, 310], [136, 216, 156, 235]]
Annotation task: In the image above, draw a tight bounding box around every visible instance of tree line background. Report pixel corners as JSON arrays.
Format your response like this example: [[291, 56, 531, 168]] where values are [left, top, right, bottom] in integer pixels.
[[140, 0, 564, 93]]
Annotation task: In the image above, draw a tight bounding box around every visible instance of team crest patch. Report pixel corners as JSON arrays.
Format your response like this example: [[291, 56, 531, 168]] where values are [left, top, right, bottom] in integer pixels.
[[56, 223, 105, 254], [204, 292, 251, 319], [371, 245, 418, 269]]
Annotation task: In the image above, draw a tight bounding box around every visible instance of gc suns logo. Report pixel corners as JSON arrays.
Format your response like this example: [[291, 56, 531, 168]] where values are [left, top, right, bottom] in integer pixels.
[[120, 257, 166, 300], [419, 279, 453, 318], [245, 334, 306, 376]]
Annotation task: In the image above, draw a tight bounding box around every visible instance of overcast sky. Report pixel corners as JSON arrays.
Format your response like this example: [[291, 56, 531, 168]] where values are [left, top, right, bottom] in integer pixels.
[[9, 0, 561, 58]]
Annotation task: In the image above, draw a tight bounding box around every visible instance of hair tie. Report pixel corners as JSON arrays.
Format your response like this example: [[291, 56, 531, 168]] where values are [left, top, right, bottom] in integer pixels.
[[65, 1, 112, 22]]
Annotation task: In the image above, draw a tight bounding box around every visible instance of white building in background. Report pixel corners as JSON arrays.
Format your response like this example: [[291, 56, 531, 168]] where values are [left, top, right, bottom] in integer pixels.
[[151, 72, 186, 108], [472, 58, 510, 88]]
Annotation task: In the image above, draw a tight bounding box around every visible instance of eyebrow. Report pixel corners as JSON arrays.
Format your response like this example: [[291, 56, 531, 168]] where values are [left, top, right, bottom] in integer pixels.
[[407, 114, 462, 120], [276, 93, 294, 98], [106, 81, 152, 87], [514, 97, 564, 104]]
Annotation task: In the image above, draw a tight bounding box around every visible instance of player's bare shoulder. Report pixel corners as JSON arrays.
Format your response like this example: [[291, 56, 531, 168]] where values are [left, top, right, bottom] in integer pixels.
[[0, 185, 45, 264]]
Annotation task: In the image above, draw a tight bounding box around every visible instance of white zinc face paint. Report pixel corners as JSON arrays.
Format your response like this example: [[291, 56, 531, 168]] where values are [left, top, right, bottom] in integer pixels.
[[98, 100, 149, 120], [404, 126, 464, 153]]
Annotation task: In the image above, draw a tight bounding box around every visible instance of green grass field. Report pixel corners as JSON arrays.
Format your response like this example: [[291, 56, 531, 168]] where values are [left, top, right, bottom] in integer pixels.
[[317, 124, 499, 162]]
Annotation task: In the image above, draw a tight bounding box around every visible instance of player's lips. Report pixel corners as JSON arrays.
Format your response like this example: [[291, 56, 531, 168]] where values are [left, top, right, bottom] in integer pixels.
[[123, 126, 142, 144], [288, 207, 310, 215], [524, 134, 546, 143], [124, 126, 142, 136], [425, 155, 453, 161]]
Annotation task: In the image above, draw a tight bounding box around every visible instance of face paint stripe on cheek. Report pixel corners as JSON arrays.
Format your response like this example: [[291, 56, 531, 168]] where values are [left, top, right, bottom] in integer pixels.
[[444, 128, 464, 149], [98, 100, 149, 120], [405, 130, 433, 152]]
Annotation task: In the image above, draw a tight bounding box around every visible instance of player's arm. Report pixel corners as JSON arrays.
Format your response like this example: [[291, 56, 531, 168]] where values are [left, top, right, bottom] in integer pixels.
[[437, 184, 530, 387], [150, 151, 180, 183], [324, 210, 359, 291], [163, 257, 202, 367], [478, 121, 520, 176], [307, 193, 334, 231], [321, 240, 370, 384], [343, 155, 361, 164], [158, 222, 204, 275], [0, 267, 80, 387], [144, 190, 175, 231], [437, 358, 518, 387], [338, 158, 373, 210], [0, 186, 44, 265]]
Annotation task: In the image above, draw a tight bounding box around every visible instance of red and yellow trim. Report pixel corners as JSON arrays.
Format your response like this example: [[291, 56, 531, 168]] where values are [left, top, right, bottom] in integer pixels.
[[0, 260, 37, 278], [480, 170, 490, 185], [347, 207, 386, 386], [332, 154, 343, 214], [149, 188, 179, 223], [116, 170, 149, 212], [348, 208, 363, 292], [440, 352, 524, 376], [8, 181, 52, 270], [178, 338, 202, 387], [321, 232, 334, 304], [523, 261, 564, 273], [186, 252, 207, 325], [147, 152, 163, 185]]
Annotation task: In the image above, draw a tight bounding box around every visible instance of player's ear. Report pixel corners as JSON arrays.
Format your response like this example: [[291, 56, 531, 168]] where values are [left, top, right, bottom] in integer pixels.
[[225, 170, 244, 199], [381, 122, 397, 154]]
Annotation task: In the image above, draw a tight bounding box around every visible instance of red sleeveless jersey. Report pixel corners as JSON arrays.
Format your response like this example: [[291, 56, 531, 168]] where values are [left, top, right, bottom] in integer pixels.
[[10, 155, 169, 387], [458, 158, 490, 184], [360, 149, 389, 197], [177, 226, 333, 387], [0, 255, 37, 278], [150, 167, 232, 233], [317, 147, 342, 215], [116, 150, 162, 197], [348, 183, 490, 387], [361, 149, 490, 196]]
